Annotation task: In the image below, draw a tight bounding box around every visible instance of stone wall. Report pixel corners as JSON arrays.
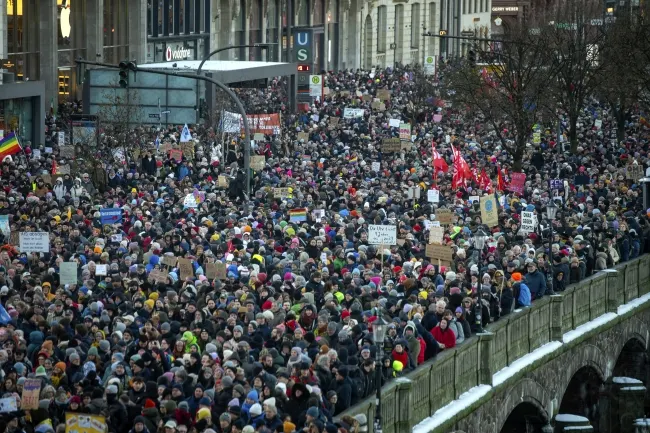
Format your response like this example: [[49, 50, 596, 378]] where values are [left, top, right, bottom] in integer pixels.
[[335, 254, 650, 433]]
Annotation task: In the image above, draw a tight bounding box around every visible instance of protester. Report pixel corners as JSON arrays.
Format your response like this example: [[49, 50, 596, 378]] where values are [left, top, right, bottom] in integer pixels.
[[0, 64, 647, 433]]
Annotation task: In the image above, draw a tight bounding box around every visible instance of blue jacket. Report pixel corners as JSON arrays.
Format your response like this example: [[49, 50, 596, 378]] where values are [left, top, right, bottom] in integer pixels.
[[525, 270, 547, 299], [516, 283, 531, 307]]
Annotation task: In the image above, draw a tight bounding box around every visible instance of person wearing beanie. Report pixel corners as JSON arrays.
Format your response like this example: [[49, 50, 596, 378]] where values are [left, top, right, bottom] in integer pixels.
[[247, 403, 263, 424], [196, 407, 212, 423], [259, 402, 282, 431], [51, 362, 68, 388], [161, 399, 177, 416], [106, 384, 128, 433], [284, 421, 297, 433]]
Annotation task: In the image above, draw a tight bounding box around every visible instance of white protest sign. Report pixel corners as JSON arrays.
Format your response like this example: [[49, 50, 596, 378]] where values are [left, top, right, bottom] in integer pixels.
[[520, 211, 537, 233], [368, 225, 397, 246], [343, 108, 364, 119], [0, 396, 17, 413], [427, 189, 440, 203], [595, 119, 602, 129], [429, 227, 444, 244], [371, 162, 380, 172], [58, 132, 65, 146], [19, 232, 50, 253], [389, 118, 400, 127], [469, 195, 480, 204], [95, 264, 108, 276], [183, 194, 198, 208], [59, 262, 78, 285]]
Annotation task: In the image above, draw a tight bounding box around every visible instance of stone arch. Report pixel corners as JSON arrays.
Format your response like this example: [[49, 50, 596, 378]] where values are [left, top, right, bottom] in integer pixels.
[[609, 316, 649, 376], [495, 378, 550, 433], [558, 364, 604, 427], [555, 344, 608, 404]]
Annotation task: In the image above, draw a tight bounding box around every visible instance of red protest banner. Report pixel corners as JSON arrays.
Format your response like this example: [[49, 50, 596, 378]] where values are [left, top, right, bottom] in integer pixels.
[[241, 114, 281, 135], [508, 172, 526, 195]]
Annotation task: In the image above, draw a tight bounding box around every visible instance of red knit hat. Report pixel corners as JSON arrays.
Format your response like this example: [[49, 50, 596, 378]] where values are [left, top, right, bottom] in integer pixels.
[[341, 310, 351, 320], [144, 399, 156, 409]]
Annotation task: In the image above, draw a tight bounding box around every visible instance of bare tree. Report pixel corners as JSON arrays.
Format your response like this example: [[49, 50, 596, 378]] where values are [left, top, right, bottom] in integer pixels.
[[542, 0, 607, 152], [595, 14, 641, 141], [442, 18, 558, 170]]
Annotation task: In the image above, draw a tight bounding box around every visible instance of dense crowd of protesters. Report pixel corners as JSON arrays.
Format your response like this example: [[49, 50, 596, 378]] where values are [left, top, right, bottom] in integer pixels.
[[0, 64, 648, 433]]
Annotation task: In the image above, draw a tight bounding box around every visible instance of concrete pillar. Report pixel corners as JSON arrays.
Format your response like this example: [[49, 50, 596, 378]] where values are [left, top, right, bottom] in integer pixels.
[[550, 295, 564, 341], [604, 269, 622, 313], [619, 386, 647, 433], [0, 0, 6, 63], [128, 0, 148, 63], [40, 0, 58, 109], [478, 332, 494, 386], [211, 0, 235, 60], [85, 0, 104, 63], [554, 414, 591, 433]]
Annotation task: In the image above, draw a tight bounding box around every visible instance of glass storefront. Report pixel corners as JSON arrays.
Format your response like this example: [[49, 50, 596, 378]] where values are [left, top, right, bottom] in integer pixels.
[[6, 0, 41, 81], [0, 98, 34, 143]]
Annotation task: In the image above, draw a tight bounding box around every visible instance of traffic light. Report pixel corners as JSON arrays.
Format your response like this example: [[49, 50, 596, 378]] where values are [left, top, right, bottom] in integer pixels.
[[468, 49, 477, 66], [118, 61, 129, 88]]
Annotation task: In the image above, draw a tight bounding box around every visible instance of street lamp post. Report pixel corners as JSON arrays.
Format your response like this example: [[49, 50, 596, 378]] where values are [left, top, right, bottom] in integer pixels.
[[472, 226, 488, 332], [196, 44, 274, 201], [372, 316, 388, 433], [546, 200, 559, 292]]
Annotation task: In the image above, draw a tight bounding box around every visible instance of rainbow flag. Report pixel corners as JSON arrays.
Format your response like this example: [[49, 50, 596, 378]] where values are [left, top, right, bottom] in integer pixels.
[[289, 208, 308, 222], [0, 133, 21, 160]]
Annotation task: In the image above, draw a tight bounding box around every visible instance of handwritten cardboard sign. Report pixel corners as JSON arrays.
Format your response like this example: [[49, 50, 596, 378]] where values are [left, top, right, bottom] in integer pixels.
[[162, 255, 177, 267], [436, 209, 453, 225], [251, 155, 265, 171], [381, 138, 402, 153], [177, 258, 193, 281], [169, 149, 182, 162], [425, 244, 454, 262]]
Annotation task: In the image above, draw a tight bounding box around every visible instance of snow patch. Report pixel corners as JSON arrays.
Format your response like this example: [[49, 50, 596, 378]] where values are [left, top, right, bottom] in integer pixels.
[[613, 377, 643, 384], [563, 313, 618, 343], [555, 414, 590, 423], [618, 292, 650, 315], [411, 385, 491, 433], [621, 386, 646, 391], [493, 342, 562, 386], [563, 427, 593, 431], [394, 377, 412, 384]]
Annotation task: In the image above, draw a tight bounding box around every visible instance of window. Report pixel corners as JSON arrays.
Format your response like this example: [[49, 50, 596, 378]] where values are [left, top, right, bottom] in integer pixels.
[[313, 0, 324, 25], [249, 0, 262, 60], [394, 4, 404, 48], [411, 3, 420, 48], [429, 2, 436, 33], [298, 0, 309, 26], [266, 0, 279, 60], [377, 6, 387, 52]]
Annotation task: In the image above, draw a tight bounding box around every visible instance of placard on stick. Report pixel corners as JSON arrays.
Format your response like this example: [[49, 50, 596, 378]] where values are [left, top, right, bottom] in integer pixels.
[[368, 225, 397, 246], [205, 263, 217, 280], [425, 244, 454, 262], [436, 209, 453, 225], [162, 255, 177, 267], [177, 258, 193, 281], [215, 262, 227, 280]]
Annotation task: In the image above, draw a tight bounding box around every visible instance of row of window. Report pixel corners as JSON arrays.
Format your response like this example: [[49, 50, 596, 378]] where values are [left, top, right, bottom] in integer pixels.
[[463, 0, 489, 15], [376, 2, 436, 53]]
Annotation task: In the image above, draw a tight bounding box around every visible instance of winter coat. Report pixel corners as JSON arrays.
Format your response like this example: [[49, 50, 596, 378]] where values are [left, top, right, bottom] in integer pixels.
[[430, 325, 456, 349], [447, 318, 465, 344], [525, 270, 547, 299], [595, 252, 608, 271]]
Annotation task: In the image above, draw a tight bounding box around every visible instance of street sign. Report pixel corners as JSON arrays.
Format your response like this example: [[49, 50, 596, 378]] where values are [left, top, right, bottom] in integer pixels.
[[590, 18, 603, 25], [161, 110, 170, 114], [149, 114, 161, 119], [461, 31, 475, 37]]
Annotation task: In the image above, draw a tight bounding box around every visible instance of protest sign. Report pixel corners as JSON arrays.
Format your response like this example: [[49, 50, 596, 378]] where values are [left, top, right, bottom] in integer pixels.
[[436, 209, 453, 225], [60, 262, 78, 285], [377, 89, 391, 101], [389, 119, 400, 128], [297, 132, 309, 141], [273, 188, 291, 198], [469, 195, 480, 204], [427, 189, 440, 203], [508, 172, 526, 194], [480, 194, 499, 227], [180, 142, 195, 159], [218, 176, 229, 187], [19, 232, 50, 253], [254, 133, 265, 141], [312, 209, 324, 222], [100, 208, 123, 225], [0, 215, 9, 236], [177, 258, 193, 281], [533, 132, 541, 144], [329, 117, 340, 126], [371, 162, 381, 172], [251, 155, 265, 171], [242, 114, 281, 135], [429, 227, 444, 244], [521, 211, 537, 232], [20, 379, 41, 410], [368, 225, 397, 245], [215, 262, 227, 280], [549, 179, 563, 190], [627, 164, 644, 180], [169, 149, 182, 162], [65, 413, 107, 433], [371, 101, 381, 109], [162, 255, 177, 267], [433, 114, 442, 122], [206, 263, 217, 280], [149, 270, 168, 284], [183, 194, 198, 208], [0, 397, 17, 413], [362, 95, 372, 102], [95, 264, 107, 276], [425, 244, 454, 262], [343, 108, 364, 118], [399, 123, 411, 140], [595, 119, 602, 129], [381, 138, 402, 153]]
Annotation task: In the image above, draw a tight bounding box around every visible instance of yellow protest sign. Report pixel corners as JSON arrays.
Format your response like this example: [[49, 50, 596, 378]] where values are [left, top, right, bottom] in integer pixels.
[[65, 413, 107, 433]]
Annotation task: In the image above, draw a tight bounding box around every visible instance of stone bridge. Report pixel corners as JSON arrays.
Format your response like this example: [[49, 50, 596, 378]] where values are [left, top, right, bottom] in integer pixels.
[[336, 254, 650, 433]]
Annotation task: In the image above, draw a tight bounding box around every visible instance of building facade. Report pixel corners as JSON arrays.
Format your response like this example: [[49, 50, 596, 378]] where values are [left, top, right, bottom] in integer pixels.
[[0, 0, 491, 143]]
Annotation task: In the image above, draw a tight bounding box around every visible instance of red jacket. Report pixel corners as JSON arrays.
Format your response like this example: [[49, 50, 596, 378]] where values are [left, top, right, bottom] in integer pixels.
[[431, 325, 457, 349], [391, 348, 409, 368], [417, 337, 426, 365]]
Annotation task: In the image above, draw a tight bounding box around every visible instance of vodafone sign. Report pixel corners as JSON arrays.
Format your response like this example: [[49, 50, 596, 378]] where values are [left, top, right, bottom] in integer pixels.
[[165, 46, 192, 62]]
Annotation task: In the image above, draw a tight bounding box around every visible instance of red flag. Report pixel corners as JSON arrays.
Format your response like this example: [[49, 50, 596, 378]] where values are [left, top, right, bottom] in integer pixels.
[[51, 160, 58, 175], [431, 144, 448, 173], [480, 168, 493, 193], [497, 165, 506, 192], [451, 146, 471, 189], [472, 163, 480, 184]]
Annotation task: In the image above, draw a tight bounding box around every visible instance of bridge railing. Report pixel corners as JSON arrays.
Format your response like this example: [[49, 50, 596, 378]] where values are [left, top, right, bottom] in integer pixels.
[[335, 254, 650, 432]]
